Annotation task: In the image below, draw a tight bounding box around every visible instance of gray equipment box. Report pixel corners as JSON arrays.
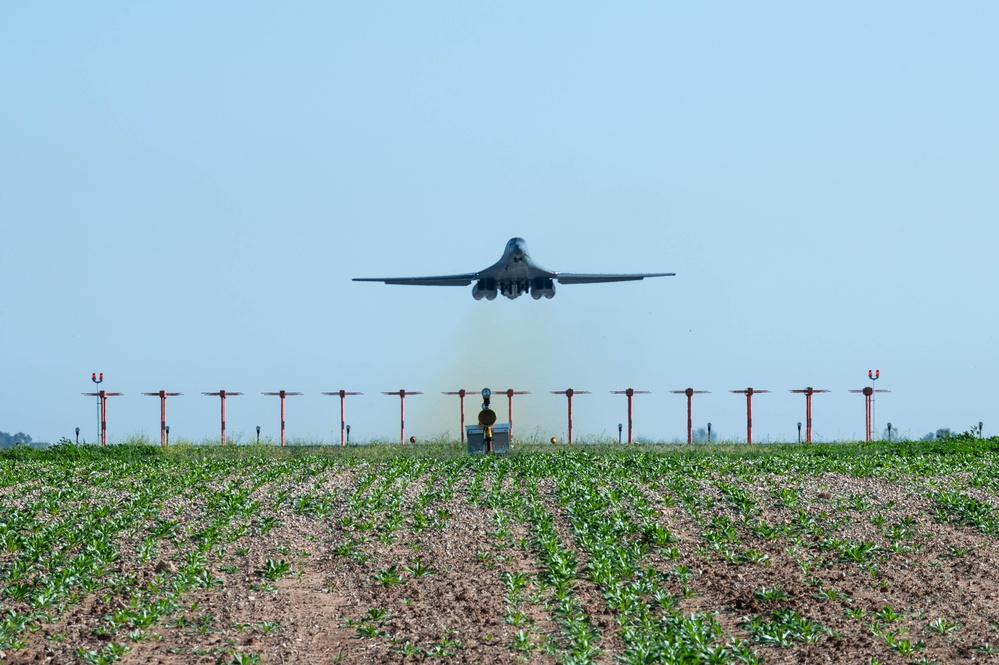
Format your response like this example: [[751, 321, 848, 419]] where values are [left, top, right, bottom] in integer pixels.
[[466, 424, 511, 454]]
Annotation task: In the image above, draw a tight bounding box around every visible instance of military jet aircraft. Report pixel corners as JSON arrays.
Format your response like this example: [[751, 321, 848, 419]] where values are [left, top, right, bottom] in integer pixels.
[[353, 237, 675, 300]]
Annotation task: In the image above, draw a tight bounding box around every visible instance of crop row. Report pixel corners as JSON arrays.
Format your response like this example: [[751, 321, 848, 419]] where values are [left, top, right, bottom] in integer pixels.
[[1, 441, 998, 663]]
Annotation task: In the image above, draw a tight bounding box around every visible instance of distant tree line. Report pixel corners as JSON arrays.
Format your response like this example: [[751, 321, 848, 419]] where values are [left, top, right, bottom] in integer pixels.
[[0, 431, 35, 448]]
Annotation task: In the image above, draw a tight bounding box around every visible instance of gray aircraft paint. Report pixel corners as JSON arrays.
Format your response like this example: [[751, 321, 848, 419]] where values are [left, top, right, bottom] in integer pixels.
[[353, 237, 675, 300]]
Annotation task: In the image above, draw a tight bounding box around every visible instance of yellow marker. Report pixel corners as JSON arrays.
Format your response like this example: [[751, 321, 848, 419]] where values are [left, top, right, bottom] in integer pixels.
[[550, 437, 558, 445]]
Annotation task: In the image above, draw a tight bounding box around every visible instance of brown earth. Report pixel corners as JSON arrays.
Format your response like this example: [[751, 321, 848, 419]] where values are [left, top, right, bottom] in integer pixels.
[[6, 470, 999, 664]]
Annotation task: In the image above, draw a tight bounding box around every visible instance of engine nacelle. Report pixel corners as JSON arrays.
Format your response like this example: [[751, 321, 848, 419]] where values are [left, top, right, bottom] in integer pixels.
[[473, 279, 498, 300], [530, 277, 556, 300]]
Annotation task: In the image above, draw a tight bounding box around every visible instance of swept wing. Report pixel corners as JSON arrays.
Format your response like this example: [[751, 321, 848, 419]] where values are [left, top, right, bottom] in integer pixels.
[[352, 273, 478, 287], [353, 237, 674, 300], [555, 272, 675, 284]]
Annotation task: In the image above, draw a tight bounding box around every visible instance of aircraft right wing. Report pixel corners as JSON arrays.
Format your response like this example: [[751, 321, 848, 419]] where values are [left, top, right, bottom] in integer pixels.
[[554, 272, 675, 285], [352, 273, 479, 286]]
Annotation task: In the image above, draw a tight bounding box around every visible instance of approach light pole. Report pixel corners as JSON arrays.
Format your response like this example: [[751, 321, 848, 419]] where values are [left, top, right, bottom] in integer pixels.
[[797, 422, 802, 444], [729, 388, 769, 444], [75, 427, 80, 444], [383, 390, 423, 445], [887, 422, 893, 442], [345, 424, 351, 444], [789, 387, 829, 444], [261, 391, 302, 446], [442, 390, 475, 443], [90, 372, 103, 443], [868, 370, 881, 439], [255, 425, 260, 444], [670, 388, 710, 444], [141, 390, 183, 446], [550, 389, 590, 444], [84, 374, 122, 446], [849, 383, 890, 442], [202, 390, 243, 445], [321, 390, 363, 446], [611, 389, 650, 444], [980, 422, 985, 439], [165, 425, 170, 445], [503, 389, 530, 439], [618, 423, 623, 444]]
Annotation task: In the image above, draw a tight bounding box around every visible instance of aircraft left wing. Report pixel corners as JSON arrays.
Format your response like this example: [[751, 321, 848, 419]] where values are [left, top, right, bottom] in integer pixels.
[[352, 273, 479, 286], [554, 272, 675, 285]]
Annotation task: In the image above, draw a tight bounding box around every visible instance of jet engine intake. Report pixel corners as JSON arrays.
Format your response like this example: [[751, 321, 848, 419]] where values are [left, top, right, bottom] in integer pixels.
[[530, 277, 556, 300], [473, 279, 498, 300]]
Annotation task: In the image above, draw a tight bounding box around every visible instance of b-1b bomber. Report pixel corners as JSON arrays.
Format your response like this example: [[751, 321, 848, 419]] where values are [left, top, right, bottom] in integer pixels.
[[353, 237, 674, 300]]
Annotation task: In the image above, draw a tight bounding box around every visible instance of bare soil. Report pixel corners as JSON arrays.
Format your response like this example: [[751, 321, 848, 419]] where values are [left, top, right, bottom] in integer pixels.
[[7, 468, 999, 664]]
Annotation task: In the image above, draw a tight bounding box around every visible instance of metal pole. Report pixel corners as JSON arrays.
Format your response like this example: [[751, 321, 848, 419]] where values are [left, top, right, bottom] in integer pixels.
[[262, 391, 302, 447], [502, 390, 529, 440], [341, 391, 346, 446], [869, 370, 880, 439], [91, 372, 103, 443], [849, 387, 889, 442], [686, 391, 693, 445], [159, 390, 167, 445], [142, 391, 183, 446], [866, 388, 872, 442], [203, 391, 243, 445], [443, 391, 471, 443], [460, 390, 467, 442], [567, 389, 574, 444], [322, 391, 362, 446], [626, 389, 634, 444], [746, 391, 753, 444], [382, 391, 422, 445], [672, 389, 709, 444], [806, 390, 813, 443], [280, 391, 286, 446], [100, 390, 107, 446], [551, 390, 589, 445], [507, 390, 513, 435], [221, 390, 227, 445]]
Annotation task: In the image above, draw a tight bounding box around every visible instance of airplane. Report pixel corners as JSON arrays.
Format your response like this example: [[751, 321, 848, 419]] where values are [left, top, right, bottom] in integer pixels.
[[353, 237, 675, 300]]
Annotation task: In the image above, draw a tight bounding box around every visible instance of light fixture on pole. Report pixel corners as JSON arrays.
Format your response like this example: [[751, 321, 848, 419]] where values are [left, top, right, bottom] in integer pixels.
[[729, 387, 769, 444], [202, 391, 242, 445], [868, 370, 881, 438], [141, 390, 182, 446], [550, 389, 590, 444], [670, 388, 710, 444], [611, 389, 650, 444], [321, 390, 363, 446]]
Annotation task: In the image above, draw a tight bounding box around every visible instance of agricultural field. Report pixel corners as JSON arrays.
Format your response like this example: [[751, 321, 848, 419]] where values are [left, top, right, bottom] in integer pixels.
[[2, 437, 999, 664]]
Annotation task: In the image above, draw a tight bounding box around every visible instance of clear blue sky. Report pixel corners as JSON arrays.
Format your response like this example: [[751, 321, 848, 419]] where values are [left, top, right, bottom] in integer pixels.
[[2, 3, 996, 444]]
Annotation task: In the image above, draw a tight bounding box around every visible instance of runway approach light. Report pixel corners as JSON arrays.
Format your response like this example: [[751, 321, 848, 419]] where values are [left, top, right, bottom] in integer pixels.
[[467, 388, 509, 454]]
